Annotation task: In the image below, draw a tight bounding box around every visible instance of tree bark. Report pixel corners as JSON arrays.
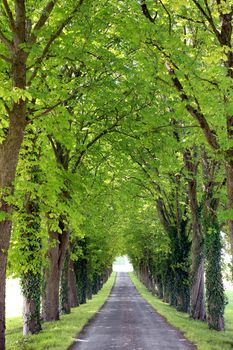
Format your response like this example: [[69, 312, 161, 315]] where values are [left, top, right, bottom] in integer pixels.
[[68, 259, 79, 308], [0, 205, 12, 350], [60, 253, 71, 315], [42, 221, 69, 321], [0, 118, 27, 348], [184, 150, 206, 320], [0, 0, 28, 345], [202, 154, 225, 331], [20, 169, 42, 335], [225, 161, 233, 277], [22, 271, 42, 335]]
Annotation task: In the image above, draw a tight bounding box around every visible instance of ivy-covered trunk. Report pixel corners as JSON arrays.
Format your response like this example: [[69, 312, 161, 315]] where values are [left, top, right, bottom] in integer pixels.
[[68, 259, 79, 307], [18, 147, 43, 334], [225, 161, 233, 277], [0, 203, 12, 350], [155, 274, 163, 299], [162, 264, 175, 305], [21, 271, 42, 335], [42, 221, 69, 321], [92, 273, 101, 295], [203, 200, 225, 330], [202, 154, 225, 330], [75, 258, 88, 304], [60, 253, 71, 315], [203, 198, 225, 331], [167, 224, 190, 313], [184, 150, 205, 320]]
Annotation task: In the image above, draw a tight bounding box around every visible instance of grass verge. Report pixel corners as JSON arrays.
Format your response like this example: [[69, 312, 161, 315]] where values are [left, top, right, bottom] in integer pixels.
[[130, 272, 233, 350], [6, 273, 116, 350]]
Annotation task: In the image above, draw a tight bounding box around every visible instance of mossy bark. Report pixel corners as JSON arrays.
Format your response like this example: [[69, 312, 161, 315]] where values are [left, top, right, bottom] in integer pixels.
[[184, 149, 205, 320], [42, 220, 69, 321], [21, 271, 42, 335], [203, 204, 225, 330], [60, 253, 71, 315], [202, 153, 225, 330], [74, 258, 88, 305], [68, 259, 79, 307]]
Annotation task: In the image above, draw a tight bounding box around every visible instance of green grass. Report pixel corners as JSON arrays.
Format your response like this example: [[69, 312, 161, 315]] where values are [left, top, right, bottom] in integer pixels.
[[130, 273, 233, 350], [6, 273, 116, 350]]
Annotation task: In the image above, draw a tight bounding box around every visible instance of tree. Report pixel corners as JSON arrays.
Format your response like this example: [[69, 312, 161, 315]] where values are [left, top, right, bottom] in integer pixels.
[[0, 0, 88, 346]]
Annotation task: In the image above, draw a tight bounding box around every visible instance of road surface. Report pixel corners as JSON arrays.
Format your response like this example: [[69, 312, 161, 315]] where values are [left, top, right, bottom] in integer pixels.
[[69, 272, 195, 350]]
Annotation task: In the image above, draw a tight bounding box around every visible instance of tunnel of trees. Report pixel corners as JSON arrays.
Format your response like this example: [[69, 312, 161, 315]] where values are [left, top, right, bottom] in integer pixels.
[[0, 0, 233, 348]]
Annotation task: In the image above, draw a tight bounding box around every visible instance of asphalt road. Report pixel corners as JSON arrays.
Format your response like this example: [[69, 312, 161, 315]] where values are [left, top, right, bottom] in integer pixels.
[[69, 272, 196, 350]]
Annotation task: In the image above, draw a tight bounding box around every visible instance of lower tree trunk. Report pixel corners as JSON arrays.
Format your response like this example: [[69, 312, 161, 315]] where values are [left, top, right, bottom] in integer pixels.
[[226, 161, 233, 278], [155, 275, 163, 299], [0, 203, 12, 350], [21, 271, 42, 335], [0, 50, 27, 348], [92, 273, 101, 295], [42, 245, 60, 321], [68, 259, 79, 308], [175, 266, 190, 313], [190, 257, 205, 320], [60, 253, 71, 315], [184, 149, 206, 320], [203, 205, 225, 331], [203, 154, 224, 330], [75, 258, 88, 304], [20, 190, 42, 335], [42, 224, 69, 321]]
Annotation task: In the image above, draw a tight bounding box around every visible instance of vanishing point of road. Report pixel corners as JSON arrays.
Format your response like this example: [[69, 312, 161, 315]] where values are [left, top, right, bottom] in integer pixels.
[[69, 272, 196, 350]]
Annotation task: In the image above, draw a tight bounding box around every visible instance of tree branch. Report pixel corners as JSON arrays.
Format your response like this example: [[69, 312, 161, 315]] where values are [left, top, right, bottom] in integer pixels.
[[72, 116, 124, 172], [29, 88, 80, 120], [0, 53, 11, 62], [141, 0, 157, 23], [28, 0, 84, 85], [191, 0, 221, 42], [166, 63, 220, 150], [159, 0, 172, 34], [0, 28, 13, 50], [2, 0, 15, 30], [30, 0, 58, 43]]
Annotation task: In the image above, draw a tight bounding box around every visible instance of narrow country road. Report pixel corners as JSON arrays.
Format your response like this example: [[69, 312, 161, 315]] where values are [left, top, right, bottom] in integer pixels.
[[69, 272, 196, 350]]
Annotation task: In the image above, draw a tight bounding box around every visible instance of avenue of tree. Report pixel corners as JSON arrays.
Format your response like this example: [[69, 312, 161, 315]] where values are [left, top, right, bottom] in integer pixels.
[[0, 0, 232, 349]]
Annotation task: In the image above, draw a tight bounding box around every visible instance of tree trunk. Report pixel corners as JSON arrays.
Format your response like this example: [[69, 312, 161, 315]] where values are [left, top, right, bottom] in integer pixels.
[[42, 234, 60, 321], [22, 271, 42, 335], [203, 205, 225, 330], [202, 153, 225, 330], [0, 0, 28, 344], [226, 161, 233, 278], [0, 120, 27, 348], [68, 259, 79, 307], [60, 253, 71, 315], [0, 205, 12, 350], [155, 274, 163, 299], [19, 181, 42, 335], [188, 181, 205, 320], [75, 258, 88, 305], [42, 223, 69, 321], [184, 149, 206, 320]]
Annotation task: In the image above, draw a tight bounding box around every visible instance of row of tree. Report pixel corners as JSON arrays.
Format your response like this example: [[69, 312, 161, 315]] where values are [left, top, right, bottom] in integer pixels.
[[122, 0, 233, 333]]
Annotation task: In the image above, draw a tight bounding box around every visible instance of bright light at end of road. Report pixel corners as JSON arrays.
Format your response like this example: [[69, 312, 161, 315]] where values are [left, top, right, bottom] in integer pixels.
[[113, 256, 133, 272]]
